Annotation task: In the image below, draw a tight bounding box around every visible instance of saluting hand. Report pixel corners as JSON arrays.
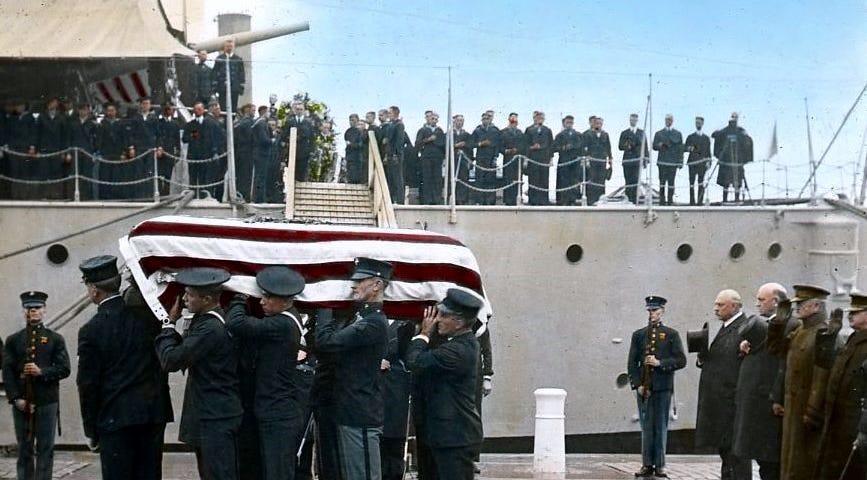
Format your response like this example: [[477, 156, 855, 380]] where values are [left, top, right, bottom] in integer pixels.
[[168, 295, 182, 324], [421, 306, 439, 337]]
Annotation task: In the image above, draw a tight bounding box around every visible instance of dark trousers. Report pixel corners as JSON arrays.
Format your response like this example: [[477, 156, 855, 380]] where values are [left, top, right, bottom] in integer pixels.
[[757, 460, 780, 480], [259, 417, 302, 480], [384, 154, 405, 204], [347, 153, 367, 184], [295, 153, 310, 182], [526, 159, 549, 205], [337, 425, 382, 480], [293, 369, 315, 480], [719, 446, 752, 480], [420, 157, 444, 205], [12, 402, 58, 480], [380, 436, 406, 480], [189, 156, 224, 201], [234, 151, 254, 202], [157, 155, 176, 197], [237, 411, 261, 480], [636, 390, 671, 468], [431, 445, 477, 480], [688, 163, 707, 205], [623, 160, 640, 204], [474, 157, 497, 205], [252, 150, 276, 203], [556, 159, 578, 206], [195, 416, 242, 480], [502, 155, 520, 206], [658, 165, 678, 205], [314, 404, 343, 480], [99, 422, 165, 480], [586, 160, 607, 205], [414, 435, 438, 480]]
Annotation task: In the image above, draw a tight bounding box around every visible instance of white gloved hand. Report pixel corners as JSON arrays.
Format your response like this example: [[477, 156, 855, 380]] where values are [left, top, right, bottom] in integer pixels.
[[86, 437, 100, 452], [482, 377, 492, 397]]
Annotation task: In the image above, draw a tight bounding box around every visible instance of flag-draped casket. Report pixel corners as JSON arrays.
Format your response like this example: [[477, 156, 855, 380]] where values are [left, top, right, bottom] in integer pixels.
[[118, 215, 491, 324]]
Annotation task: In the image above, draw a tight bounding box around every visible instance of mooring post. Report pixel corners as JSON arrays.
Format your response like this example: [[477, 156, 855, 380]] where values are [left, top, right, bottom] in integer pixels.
[[533, 388, 567, 475]]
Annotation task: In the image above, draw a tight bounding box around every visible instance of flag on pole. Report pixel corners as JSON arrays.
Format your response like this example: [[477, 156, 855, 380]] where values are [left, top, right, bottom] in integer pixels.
[[768, 122, 779, 159]]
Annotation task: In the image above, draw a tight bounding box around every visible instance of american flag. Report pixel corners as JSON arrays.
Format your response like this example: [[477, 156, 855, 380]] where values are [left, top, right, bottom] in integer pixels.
[[89, 69, 151, 105], [119, 215, 491, 325]]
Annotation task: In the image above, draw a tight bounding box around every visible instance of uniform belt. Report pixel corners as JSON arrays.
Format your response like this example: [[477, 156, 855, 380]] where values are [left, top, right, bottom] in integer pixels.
[[295, 364, 315, 374]]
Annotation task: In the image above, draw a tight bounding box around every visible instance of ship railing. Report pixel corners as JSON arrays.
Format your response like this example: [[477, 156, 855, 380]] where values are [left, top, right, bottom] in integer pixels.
[[367, 130, 398, 228]]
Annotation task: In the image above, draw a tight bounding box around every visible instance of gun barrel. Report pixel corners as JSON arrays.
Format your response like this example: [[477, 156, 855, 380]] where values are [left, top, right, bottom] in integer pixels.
[[189, 22, 310, 52]]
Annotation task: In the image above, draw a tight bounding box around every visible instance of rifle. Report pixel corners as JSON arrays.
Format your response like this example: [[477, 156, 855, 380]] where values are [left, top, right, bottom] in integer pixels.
[[640, 312, 654, 399]]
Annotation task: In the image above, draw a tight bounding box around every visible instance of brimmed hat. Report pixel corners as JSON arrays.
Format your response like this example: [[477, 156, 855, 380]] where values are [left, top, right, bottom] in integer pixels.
[[79, 255, 119, 283], [256, 266, 305, 298], [350, 257, 393, 281]]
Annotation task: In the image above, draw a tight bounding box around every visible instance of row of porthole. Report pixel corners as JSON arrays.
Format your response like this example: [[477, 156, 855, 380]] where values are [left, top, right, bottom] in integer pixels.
[[565, 242, 783, 264]]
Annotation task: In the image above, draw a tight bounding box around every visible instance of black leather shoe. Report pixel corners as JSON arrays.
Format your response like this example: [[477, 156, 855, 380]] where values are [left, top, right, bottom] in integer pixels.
[[634, 465, 654, 477], [654, 467, 668, 478]]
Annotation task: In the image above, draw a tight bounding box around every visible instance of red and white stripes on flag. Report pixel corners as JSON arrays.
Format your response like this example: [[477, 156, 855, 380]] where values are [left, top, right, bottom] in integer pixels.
[[89, 69, 151, 105], [118, 215, 492, 325]]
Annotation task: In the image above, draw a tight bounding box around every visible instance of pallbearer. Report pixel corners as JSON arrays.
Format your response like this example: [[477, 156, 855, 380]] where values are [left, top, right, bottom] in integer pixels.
[[407, 288, 485, 480], [627, 296, 686, 478], [226, 266, 306, 480]]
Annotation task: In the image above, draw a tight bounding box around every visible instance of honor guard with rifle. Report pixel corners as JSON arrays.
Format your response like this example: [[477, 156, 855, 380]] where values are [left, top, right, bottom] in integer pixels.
[[155, 267, 242, 480], [226, 266, 307, 480], [627, 296, 686, 478], [2, 291, 70, 480]]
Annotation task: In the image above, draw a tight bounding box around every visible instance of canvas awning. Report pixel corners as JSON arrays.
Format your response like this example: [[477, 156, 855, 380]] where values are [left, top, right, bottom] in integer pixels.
[[0, 0, 194, 59]]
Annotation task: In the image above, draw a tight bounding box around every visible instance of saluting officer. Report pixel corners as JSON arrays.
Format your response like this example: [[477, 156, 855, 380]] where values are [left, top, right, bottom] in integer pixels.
[[407, 288, 484, 480], [76, 255, 172, 480], [226, 266, 307, 480], [2, 291, 71, 480], [155, 268, 242, 480], [316, 257, 391, 480], [627, 296, 686, 478]]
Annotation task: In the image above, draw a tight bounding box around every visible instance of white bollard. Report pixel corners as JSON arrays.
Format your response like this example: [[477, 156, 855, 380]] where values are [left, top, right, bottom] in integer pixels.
[[533, 388, 567, 474]]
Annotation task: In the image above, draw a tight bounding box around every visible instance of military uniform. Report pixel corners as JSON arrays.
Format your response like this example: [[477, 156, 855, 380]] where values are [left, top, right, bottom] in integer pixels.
[[407, 289, 484, 480], [156, 110, 183, 196], [695, 309, 750, 480], [212, 52, 245, 113], [383, 118, 406, 204], [380, 319, 414, 480], [192, 61, 213, 106], [310, 309, 343, 480], [6, 108, 37, 200], [345, 124, 367, 184], [652, 126, 683, 206], [68, 113, 97, 200], [234, 112, 255, 200], [471, 122, 501, 205], [125, 109, 159, 199], [618, 125, 646, 204], [226, 266, 306, 480], [76, 256, 172, 480], [499, 124, 526, 206], [95, 116, 127, 200], [627, 296, 686, 477], [417, 124, 447, 205], [315, 258, 390, 480], [524, 123, 553, 205], [35, 108, 68, 199], [582, 128, 612, 205], [251, 115, 276, 203], [552, 126, 583, 205], [683, 130, 711, 205], [154, 268, 242, 480], [2, 291, 71, 480], [768, 285, 831, 480], [182, 115, 223, 199]]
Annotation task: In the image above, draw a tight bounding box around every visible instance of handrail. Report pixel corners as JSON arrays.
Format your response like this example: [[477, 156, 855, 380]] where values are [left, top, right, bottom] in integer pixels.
[[284, 127, 298, 219], [367, 131, 397, 228]]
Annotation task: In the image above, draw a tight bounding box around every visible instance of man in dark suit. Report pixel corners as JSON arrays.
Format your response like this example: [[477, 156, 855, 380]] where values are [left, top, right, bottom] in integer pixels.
[[125, 97, 159, 199], [233, 104, 256, 201], [316, 257, 390, 480], [418, 112, 447, 205], [212, 39, 245, 114], [36, 98, 69, 199], [449, 113, 473, 205], [283, 101, 314, 182], [251, 106, 277, 203], [652, 114, 684, 206], [226, 266, 307, 480], [192, 50, 213, 106], [713, 112, 753, 203], [407, 289, 484, 480], [345, 114, 367, 184], [525, 111, 553, 206], [583, 116, 613, 205], [500, 113, 525, 206], [76, 255, 172, 480], [627, 296, 686, 478], [183, 102, 222, 199], [472, 110, 501, 205], [618, 114, 646, 205], [695, 289, 751, 480], [379, 319, 414, 480], [684, 117, 711, 205], [3, 291, 71, 480], [733, 283, 788, 480], [155, 267, 242, 480], [383, 106, 406, 204], [155, 103, 183, 196], [553, 115, 583, 206]]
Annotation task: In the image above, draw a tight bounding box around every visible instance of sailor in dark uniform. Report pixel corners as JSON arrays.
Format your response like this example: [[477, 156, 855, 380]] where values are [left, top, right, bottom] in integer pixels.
[[68, 103, 98, 200], [500, 113, 526, 206], [226, 266, 306, 480], [76, 255, 172, 480], [379, 317, 414, 480], [582, 116, 613, 206], [627, 296, 686, 478], [183, 102, 222, 200], [95, 103, 127, 200], [418, 112, 447, 205], [155, 103, 183, 196], [652, 115, 684, 206], [683, 117, 711, 205], [407, 288, 485, 480], [125, 97, 158, 199], [618, 114, 646, 205], [212, 38, 245, 114], [155, 268, 242, 480], [316, 257, 390, 480], [472, 111, 501, 205], [345, 114, 367, 184], [525, 111, 553, 205], [384, 106, 406, 204], [36, 98, 69, 199], [2, 291, 71, 480], [552, 115, 583, 206], [233, 104, 256, 201]]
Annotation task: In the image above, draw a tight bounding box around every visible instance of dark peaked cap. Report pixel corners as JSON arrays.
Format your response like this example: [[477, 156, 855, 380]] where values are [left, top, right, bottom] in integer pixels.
[[20, 291, 48, 308], [79, 255, 119, 283], [350, 257, 393, 281], [175, 267, 231, 288], [256, 266, 305, 297], [438, 288, 484, 320], [790, 285, 830, 302]]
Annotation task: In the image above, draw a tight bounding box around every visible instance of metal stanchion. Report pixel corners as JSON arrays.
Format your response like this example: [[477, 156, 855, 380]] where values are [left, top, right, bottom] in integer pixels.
[[153, 150, 160, 202], [73, 148, 81, 202]]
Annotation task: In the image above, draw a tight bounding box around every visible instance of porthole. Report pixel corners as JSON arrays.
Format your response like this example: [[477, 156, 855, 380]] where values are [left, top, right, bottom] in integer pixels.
[[565, 244, 583, 263], [729, 243, 746, 260], [768, 242, 782, 260], [46, 244, 69, 265], [676, 243, 693, 262]]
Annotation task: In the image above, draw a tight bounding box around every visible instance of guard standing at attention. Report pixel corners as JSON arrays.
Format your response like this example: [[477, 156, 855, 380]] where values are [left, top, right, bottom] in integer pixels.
[[226, 266, 307, 480], [627, 296, 686, 478], [154, 268, 242, 480], [2, 291, 71, 480], [316, 257, 390, 480], [76, 255, 172, 480], [407, 288, 485, 480]]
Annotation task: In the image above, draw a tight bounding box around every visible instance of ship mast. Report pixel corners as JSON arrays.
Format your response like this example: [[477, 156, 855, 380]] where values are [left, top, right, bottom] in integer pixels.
[[805, 98, 817, 204]]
